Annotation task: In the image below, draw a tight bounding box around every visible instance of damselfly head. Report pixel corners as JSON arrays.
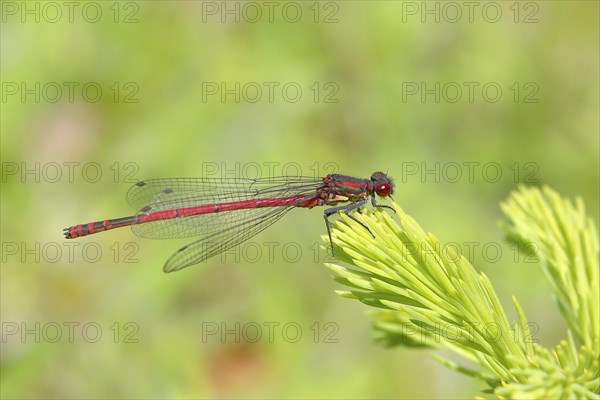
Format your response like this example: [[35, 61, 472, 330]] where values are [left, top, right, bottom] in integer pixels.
[[371, 171, 394, 197]]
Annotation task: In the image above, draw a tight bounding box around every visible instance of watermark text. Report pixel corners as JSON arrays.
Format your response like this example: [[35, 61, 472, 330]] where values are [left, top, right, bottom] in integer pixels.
[[400, 1, 540, 23], [2, 81, 139, 103], [2, 162, 140, 184], [201, 321, 339, 343], [401, 81, 539, 103], [201, 81, 339, 104], [2, 241, 139, 264], [2, 1, 140, 23], [200, 1, 339, 23], [2, 321, 140, 343]]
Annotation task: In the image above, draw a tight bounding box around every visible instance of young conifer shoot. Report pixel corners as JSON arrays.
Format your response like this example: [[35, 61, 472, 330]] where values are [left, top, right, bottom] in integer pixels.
[[323, 186, 599, 398]]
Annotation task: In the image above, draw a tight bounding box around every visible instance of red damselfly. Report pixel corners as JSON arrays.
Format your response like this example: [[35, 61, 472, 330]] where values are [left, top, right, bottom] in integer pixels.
[[64, 172, 395, 272]]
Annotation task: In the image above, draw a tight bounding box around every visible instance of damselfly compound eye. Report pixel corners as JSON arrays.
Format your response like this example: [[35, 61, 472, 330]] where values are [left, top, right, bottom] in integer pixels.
[[370, 171, 393, 197], [375, 183, 392, 197]]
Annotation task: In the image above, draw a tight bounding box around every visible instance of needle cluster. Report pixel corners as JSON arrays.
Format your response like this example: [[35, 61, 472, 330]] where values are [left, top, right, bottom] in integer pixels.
[[323, 186, 599, 398]]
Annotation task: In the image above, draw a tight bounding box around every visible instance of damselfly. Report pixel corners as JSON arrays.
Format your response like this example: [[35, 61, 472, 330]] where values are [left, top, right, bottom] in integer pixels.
[[64, 172, 395, 272]]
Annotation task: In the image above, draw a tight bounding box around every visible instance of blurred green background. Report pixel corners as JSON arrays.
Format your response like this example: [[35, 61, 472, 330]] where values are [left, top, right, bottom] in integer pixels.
[[1, 1, 598, 398]]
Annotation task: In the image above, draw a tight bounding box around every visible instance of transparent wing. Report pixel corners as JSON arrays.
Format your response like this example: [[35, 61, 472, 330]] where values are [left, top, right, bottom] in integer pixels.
[[127, 177, 320, 210], [163, 206, 294, 273], [126, 176, 321, 240]]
